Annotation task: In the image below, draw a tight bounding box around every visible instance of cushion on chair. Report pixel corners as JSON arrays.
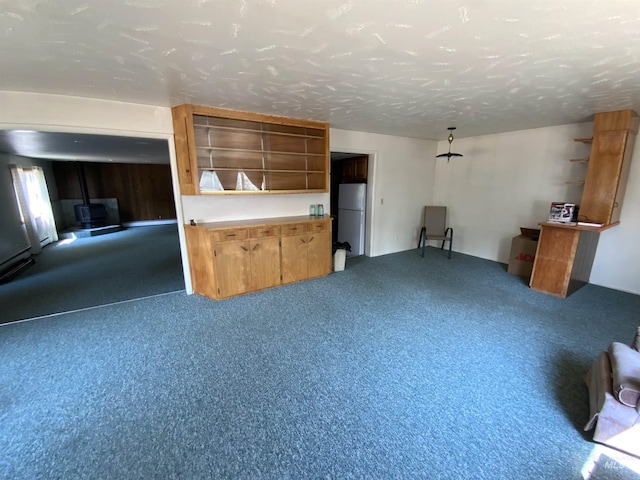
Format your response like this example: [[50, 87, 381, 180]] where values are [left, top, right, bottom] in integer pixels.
[[632, 326, 640, 352], [608, 342, 640, 407]]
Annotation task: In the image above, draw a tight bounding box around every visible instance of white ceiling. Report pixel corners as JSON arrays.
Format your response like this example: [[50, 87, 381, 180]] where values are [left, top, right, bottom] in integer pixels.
[[0, 130, 170, 164], [2, 0, 640, 141]]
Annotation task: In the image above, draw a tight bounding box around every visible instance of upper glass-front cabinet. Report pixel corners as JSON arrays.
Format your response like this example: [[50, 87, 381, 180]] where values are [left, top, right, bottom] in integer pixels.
[[171, 105, 329, 195]]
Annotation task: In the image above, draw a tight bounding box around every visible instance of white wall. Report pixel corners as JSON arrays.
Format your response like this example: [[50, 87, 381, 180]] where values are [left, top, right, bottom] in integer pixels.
[[0, 91, 174, 135], [331, 129, 437, 257], [432, 122, 640, 295], [181, 192, 329, 223]]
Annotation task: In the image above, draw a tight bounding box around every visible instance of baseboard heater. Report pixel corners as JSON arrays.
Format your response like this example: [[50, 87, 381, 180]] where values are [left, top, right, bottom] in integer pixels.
[[0, 250, 35, 284]]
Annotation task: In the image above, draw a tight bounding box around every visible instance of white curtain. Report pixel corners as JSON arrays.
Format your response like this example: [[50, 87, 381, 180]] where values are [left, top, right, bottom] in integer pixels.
[[10, 165, 58, 254]]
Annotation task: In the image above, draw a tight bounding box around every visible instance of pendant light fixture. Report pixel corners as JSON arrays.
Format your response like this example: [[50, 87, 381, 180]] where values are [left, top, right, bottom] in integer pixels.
[[436, 127, 463, 163]]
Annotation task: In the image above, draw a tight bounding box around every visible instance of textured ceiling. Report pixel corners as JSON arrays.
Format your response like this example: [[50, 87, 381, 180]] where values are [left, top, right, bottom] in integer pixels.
[[2, 0, 640, 140], [0, 130, 170, 163]]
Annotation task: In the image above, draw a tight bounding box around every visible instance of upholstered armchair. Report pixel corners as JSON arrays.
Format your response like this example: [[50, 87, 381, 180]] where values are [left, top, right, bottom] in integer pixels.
[[584, 329, 640, 458]]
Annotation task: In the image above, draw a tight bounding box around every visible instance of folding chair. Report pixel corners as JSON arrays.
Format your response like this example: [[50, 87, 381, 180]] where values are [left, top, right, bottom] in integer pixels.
[[417, 206, 453, 259]]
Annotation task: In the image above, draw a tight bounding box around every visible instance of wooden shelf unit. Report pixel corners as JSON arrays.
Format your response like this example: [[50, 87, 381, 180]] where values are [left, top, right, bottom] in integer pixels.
[[579, 110, 639, 225], [530, 110, 637, 298], [172, 105, 330, 195]]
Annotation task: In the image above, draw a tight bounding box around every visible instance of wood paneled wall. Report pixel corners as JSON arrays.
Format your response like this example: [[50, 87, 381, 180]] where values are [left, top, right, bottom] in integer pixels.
[[52, 162, 176, 222]]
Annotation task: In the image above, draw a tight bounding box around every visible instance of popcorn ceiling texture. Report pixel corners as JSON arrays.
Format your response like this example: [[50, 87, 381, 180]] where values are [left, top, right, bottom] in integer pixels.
[[1, 0, 640, 139]]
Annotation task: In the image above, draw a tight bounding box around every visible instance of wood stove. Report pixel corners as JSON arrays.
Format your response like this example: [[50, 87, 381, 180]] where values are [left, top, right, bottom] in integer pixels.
[[73, 162, 107, 229]]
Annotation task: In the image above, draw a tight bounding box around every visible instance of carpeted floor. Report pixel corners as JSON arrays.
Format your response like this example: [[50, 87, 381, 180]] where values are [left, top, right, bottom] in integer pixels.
[[1, 247, 639, 479], [0, 224, 184, 324]]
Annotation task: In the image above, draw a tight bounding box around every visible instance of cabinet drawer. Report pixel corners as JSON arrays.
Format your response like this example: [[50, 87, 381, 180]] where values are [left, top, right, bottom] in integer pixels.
[[211, 228, 249, 242], [308, 221, 330, 233], [250, 226, 281, 238], [281, 223, 307, 236]]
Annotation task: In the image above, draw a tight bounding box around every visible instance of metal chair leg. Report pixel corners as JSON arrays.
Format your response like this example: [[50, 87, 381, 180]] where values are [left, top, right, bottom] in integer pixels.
[[419, 227, 426, 257]]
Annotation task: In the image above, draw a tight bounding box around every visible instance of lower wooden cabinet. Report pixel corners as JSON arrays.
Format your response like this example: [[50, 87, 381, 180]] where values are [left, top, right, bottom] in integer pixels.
[[529, 221, 612, 298], [185, 216, 332, 300]]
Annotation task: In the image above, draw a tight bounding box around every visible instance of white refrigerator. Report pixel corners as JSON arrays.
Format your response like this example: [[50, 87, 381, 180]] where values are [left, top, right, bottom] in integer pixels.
[[337, 183, 366, 256]]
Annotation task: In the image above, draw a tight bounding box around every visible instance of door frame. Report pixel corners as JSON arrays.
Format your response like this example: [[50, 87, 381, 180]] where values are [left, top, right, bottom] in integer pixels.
[[330, 149, 377, 257]]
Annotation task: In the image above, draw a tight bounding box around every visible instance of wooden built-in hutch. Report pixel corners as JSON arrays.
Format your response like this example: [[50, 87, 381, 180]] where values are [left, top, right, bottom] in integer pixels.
[[171, 105, 332, 300], [529, 109, 638, 298]]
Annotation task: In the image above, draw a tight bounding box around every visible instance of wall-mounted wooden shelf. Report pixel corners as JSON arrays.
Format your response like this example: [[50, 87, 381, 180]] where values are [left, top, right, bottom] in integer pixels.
[[172, 104, 329, 195]]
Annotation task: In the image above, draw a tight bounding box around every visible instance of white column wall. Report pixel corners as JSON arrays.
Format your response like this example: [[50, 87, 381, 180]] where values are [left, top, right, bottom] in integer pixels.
[[432, 122, 640, 295], [330, 128, 437, 257]]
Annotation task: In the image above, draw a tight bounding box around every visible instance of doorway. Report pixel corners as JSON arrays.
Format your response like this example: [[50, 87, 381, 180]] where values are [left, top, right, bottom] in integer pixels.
[[331, 152, 371, 255], [0, 130, 184, 324]]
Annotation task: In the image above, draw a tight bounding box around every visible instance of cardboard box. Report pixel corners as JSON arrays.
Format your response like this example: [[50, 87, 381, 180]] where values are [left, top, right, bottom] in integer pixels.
[[508, 234, 538, 277]]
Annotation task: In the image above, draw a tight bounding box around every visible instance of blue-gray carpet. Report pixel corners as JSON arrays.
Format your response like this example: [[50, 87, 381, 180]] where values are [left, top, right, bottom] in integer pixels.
[[1, 248, 639, 479], [0, 224, 184, 324]]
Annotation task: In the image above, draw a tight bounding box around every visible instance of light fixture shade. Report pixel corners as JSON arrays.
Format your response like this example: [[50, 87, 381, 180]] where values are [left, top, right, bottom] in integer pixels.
[[436, 127, 463, 162]]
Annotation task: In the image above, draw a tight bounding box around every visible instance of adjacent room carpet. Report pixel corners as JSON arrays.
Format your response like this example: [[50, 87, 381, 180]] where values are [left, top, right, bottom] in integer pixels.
[[0, 224, 184, 324], [1, 247, 639, 479]]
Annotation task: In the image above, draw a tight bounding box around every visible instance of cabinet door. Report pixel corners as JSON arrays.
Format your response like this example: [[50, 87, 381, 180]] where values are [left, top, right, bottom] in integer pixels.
[[342, 159, 355, 182], [308, 231, 332, 278], [184, 226, 216, 297], [281, 235, 308, 284], [353, 156, 368, 182], [213, 241, 251, 298], [250, 237, 281, 290]]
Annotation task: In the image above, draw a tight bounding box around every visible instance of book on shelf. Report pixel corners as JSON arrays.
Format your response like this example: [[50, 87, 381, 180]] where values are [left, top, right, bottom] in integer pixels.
[[577, 221, 604, 228], [547, 220, 577, 226]]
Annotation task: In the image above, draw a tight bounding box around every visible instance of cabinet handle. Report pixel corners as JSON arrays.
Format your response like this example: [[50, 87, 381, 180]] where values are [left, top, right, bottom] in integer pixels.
[[252, 244, 259, 251], [240, 246, 248, 252], [309, 236, 315, 242], [290, 227, 298, 231], [261, 230, 269, 234], [226, 233, 236, 237]]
